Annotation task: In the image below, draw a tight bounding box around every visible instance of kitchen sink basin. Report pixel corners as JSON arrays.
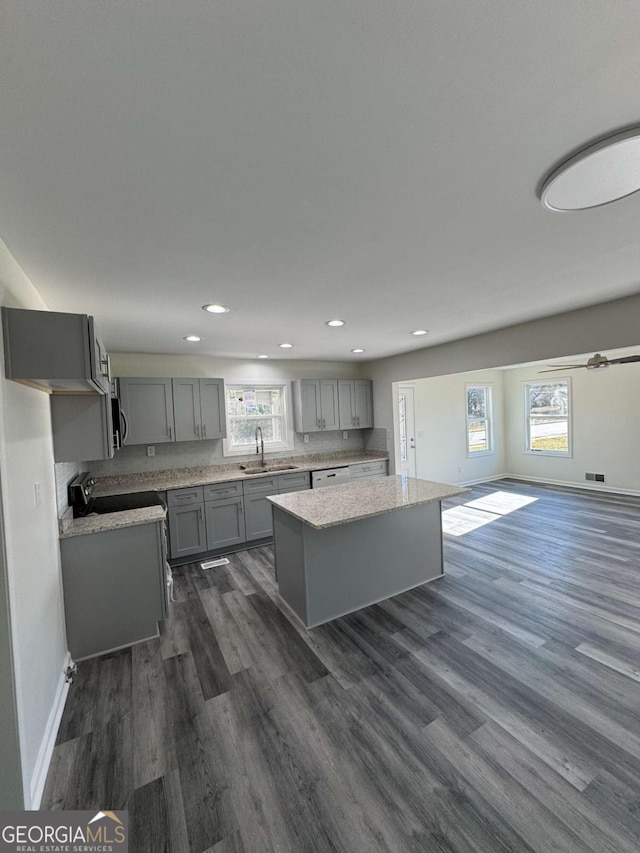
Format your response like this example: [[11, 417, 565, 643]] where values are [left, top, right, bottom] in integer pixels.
[[242, 464, 300, 475]]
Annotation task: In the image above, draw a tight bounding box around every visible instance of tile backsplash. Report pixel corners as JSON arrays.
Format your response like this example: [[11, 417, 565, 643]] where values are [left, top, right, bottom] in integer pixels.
[[88, 429, 368, 478]]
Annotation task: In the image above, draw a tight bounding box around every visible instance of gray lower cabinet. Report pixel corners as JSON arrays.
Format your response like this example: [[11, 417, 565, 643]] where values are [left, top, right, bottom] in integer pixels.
[[168, 502, 207, 558], [205, 497, 245, 549], [244, 491, 275, 541], [348, 460, 388, 479], [60, 521, 165, 660]]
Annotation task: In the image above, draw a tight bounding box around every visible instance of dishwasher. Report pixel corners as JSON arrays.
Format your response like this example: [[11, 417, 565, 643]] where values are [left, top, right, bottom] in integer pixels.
[[311, 467, 351, 488]]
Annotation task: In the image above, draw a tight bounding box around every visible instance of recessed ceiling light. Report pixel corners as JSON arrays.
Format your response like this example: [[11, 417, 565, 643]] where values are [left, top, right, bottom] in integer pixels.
[[411, 329, 428, 336], [202, 304, 230, 314], [541, 126, 640, 211], [183, 335, 202, 342], [325, 319, 345, 327], [351, 348, 365, 353], [278, 343, 293, 349], [257, 354, 270, 359]]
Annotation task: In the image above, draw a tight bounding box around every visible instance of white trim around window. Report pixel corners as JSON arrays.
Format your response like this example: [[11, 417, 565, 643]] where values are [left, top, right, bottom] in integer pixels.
[[222, 380, 295, 457], [465, 383, 494, 457], [523, 377, 572, 457]]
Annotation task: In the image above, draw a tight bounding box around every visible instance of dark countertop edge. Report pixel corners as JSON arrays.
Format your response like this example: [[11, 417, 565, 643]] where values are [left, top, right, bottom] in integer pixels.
[[92, 454, 389, 497]]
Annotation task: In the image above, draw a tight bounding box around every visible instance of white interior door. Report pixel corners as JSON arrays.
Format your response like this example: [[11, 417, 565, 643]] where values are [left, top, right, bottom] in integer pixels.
[[397, 385, 417, 478]]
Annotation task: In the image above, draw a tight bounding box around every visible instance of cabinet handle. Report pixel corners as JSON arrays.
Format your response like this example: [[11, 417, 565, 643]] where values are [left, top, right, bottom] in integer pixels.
[[352, 416, 356, 426], [203, 424, 207, 438], [168, 425, 173, 440], [200, 507, 204, 522], [239, 502, 243, 513], [317, 419, 321, 428], [196, 424, 200, 439], [356, 416, 360, 426], [322, 418, 326, 429]]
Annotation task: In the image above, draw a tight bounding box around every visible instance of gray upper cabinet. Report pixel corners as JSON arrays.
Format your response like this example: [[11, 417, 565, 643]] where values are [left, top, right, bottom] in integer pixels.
[[200, 378, 226, 439], [292, 379, 339, 432], [338, 379, 373, 429], [119, 377, 175, 444], [172, 378, 202, 442], [2, 307, 110, 393], [51, 393, 115, 462]]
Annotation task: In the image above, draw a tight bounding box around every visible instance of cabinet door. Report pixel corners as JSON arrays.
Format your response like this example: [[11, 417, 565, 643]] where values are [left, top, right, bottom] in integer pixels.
[[295, 380, 322, 432], [50, 394, 114, 462], [168, 504, 207, 558], [244, 492, 274, 541], [200, 378, 226, 439], [119, 378, 175, 444], [172, 378, 202, 442], [338, 380, 356, 429], [320, 380, 339, 430], [354, 380, 373, 428], [205, 497, 245, 550]]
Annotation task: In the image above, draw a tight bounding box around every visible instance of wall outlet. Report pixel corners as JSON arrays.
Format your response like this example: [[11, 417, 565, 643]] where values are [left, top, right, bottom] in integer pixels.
[[417, 430, 424, 439], [34, 482, 41, 508], [342, 431, 348, 439], [303, 434, 309, 443], [147, 446, 156, 457]]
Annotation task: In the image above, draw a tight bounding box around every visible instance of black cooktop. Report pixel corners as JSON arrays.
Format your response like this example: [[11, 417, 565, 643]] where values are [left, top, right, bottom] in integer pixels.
[[75, 491, 165, 518]]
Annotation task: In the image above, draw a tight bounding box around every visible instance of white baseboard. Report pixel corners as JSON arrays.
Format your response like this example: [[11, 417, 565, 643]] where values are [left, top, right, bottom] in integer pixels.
[[455, 473, 509, 487], [503, 473, 640, 498], [29, 650, 72, 809]]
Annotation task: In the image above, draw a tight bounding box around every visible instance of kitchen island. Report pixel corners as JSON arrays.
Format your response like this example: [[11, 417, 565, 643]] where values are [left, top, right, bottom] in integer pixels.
[[267, 476, 466, 628]]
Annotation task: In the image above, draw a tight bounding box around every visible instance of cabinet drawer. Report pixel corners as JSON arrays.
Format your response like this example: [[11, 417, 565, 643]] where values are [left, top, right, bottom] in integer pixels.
[[349, 461, 388, 479], [204, 481, 243, 501], [243, 475, 279, 495], [167, 486, 204, 507], [278, 471, 310, 491]]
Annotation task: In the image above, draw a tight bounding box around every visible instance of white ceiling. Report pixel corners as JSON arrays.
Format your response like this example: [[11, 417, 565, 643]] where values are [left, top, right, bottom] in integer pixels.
[[2, 1, 640, 361]]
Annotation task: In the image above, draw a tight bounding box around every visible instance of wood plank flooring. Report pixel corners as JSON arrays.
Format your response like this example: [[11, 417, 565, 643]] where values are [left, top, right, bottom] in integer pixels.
[[42, 479, 640, 852]]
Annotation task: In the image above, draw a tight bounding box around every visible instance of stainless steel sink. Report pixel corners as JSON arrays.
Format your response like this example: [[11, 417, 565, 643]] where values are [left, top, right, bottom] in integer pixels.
[[242, 464, 300, 475]]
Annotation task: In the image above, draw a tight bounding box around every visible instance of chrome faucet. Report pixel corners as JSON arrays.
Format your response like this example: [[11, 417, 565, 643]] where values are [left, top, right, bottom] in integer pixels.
[[255, 426, 265, 467]]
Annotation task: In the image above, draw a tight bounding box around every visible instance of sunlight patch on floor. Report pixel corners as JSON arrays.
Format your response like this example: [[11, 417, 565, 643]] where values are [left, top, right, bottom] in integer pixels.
[[443, 490, 538, 537]]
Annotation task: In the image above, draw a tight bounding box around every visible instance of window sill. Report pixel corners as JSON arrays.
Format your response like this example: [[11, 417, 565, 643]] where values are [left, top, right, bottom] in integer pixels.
[[222, 441, 295, 458], [466, 450, 496, 459], [524, 449, 572, 458]]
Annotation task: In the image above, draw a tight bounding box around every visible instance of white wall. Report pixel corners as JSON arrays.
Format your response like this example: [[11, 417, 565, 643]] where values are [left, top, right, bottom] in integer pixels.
[[412, 369, 506, 485], [0, 240, 68, 807], [366, 292, 640, 473], [504, 363, 640, 494]]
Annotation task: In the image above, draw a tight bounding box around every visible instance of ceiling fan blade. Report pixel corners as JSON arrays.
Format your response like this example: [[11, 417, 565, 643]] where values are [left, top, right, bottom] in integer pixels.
[[606, 355, 640, 365], [538, 365, 588, 373]]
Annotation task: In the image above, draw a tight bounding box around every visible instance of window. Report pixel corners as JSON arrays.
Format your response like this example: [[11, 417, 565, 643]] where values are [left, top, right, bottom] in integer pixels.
[[524, 380, 571, 456], [466, 385, 493, 455], [223, 383, 293, 456]]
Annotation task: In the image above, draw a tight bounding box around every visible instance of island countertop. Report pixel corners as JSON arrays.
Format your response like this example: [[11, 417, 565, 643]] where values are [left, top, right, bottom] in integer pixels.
[[267, 476, 467, 530]]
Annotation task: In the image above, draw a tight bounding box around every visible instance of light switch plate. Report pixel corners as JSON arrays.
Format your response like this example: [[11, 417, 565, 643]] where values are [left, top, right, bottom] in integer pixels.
[[342, 431, 348, 439], [147, 446, 156, 457], [303, 434, 309, 443]]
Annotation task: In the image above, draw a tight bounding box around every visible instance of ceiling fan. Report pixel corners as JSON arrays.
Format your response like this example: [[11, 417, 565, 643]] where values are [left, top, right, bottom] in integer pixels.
[[539, 353, 640, 374]]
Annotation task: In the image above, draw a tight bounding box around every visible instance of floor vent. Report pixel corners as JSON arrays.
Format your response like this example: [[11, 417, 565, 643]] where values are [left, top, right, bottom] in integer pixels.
[[201, 558, 230, 570], [585, 472, 606, 483]]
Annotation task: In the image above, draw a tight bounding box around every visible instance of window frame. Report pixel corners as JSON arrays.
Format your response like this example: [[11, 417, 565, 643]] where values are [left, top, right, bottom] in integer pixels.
[[222, 380, 295, 457], [465, 383, 494, 458], [523, 378, 572, 458]]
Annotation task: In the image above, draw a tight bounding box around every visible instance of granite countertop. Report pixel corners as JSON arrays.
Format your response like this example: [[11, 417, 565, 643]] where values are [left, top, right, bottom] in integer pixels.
[[59, 505, 166, 539], [92, 452, 389, 496], [267, 476, 467, 529]]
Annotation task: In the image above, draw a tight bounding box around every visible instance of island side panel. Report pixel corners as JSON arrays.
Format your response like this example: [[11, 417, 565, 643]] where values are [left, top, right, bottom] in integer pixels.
[[302, 501, 444, 628], [272, 507, 308, 625]]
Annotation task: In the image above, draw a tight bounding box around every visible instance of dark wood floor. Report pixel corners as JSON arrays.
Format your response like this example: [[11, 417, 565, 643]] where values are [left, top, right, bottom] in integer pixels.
[[43, 479, 640, 852]]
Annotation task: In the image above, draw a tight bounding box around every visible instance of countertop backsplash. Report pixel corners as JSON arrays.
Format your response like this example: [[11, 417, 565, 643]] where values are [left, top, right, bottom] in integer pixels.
[[88, 429, 370, 478]]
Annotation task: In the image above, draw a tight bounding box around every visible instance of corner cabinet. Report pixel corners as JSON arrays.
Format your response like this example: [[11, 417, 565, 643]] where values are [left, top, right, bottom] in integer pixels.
[[119, 378, 175, 444], [118, 376, 226, 445], [292, 380, 339, 432], [293, 378, 373, 432]]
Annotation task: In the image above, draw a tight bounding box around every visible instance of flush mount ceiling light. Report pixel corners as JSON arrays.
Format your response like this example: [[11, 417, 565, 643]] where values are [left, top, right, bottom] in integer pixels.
[[540, 126, 640, 211], [325, 319, 345, 327], [183, 335, 202, 342], [202, 304, 230, 314], [278, 343, 293, 349], [411, 329, 428, 336], [257, 354, 270, 359], [351, 348, 365, 353]]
